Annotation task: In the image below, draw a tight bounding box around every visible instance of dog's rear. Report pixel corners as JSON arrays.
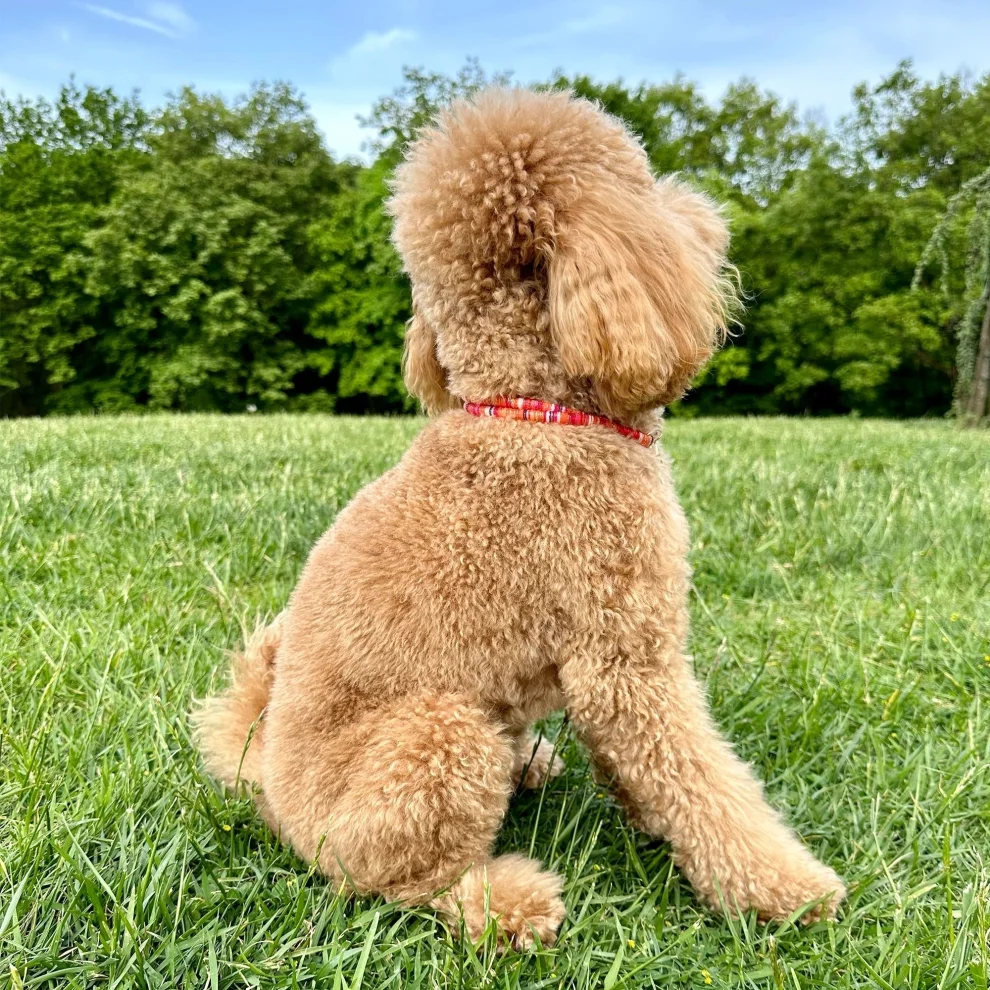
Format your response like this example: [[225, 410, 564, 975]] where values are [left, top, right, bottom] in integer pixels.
[[191, 613, 283, 791]]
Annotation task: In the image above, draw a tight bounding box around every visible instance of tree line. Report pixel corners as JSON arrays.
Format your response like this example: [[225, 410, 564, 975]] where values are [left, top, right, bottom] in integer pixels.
[[2, 61, 988, 419]]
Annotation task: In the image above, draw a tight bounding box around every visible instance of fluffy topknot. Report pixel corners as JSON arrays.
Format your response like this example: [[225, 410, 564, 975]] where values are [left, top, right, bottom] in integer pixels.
[[390, 88, 733, 420]]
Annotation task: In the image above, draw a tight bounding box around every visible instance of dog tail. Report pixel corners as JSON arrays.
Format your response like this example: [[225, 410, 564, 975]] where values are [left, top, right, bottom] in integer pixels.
[[190, 611, 284, 792]]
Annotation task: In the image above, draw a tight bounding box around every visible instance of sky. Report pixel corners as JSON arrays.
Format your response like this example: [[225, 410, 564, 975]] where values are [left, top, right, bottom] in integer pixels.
[[2, 0, 988, 159]]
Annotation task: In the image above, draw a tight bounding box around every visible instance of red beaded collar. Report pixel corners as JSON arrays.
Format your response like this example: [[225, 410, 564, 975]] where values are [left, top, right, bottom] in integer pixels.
[[464, 396, 655, 448]]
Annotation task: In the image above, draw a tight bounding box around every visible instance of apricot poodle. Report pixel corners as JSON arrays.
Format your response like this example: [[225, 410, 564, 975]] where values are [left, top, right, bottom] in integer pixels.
[[193, 87, 845, 949]]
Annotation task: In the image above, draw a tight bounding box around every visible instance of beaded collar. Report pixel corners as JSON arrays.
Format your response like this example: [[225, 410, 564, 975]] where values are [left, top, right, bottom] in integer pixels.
[[464, 396, 655, 448]]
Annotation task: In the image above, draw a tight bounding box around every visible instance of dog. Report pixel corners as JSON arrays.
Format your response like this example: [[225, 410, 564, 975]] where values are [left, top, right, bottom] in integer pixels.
[[193, 87, 845, 949]]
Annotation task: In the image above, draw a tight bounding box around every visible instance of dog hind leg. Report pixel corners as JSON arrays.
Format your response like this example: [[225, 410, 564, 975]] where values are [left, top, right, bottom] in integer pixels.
[[263, 692, 566, 948]]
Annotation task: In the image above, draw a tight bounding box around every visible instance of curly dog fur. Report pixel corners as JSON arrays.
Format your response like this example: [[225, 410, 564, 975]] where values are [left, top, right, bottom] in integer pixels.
[[193, 87, 845, 948]]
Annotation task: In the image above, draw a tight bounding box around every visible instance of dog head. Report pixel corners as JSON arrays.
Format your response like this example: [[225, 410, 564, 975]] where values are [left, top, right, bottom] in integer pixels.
[[390, 88, 733, 420]]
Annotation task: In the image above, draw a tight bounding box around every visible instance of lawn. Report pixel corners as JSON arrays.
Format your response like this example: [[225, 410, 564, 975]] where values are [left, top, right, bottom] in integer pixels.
[[1, 415, 988, 989]]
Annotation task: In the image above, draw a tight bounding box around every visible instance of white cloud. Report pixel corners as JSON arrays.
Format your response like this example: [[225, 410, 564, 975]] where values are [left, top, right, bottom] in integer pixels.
[[328, 27, 419, 85], [145, 2, 194, 35], [346, 28, 417, 59], [76, 2, 194, 39]]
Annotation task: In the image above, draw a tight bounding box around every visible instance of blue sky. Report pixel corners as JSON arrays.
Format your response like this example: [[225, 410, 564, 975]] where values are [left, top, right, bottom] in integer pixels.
[[2, 1, 987, 158]]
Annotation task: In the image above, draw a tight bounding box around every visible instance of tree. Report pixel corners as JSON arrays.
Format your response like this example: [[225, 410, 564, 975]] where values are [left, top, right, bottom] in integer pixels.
[[2, 63, 988, 418], [78, 83, 345, 412], [0, 81, 147, 415], [553, 73, 816, 206], [304, 157, 411, 412], [847, 61, 990, 196], [915, 167, 990, 425], [359, 58, 511, 159], [720, 146, 952, 416]]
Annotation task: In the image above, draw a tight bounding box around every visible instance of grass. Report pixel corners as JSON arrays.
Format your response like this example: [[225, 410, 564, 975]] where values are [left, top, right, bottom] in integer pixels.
[[1, 414, 988, 989]]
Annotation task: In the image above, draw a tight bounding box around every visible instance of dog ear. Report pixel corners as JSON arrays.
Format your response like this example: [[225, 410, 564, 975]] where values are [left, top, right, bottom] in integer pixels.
[[546, 179, 732, 413], [402, 309, 459, 414]]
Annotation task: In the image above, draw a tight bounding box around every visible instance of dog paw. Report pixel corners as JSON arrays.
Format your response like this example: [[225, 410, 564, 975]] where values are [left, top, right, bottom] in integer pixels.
[[514, 736, 565, 790], [746, 860, 846, 923], [442, 854, 566, 950], [496, 882, 567, 950]]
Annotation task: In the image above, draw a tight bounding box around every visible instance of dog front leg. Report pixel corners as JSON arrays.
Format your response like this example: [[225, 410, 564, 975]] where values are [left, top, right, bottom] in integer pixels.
[[560, 644, 845, 921]]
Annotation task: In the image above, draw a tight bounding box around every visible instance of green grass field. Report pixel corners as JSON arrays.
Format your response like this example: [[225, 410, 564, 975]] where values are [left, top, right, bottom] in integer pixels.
[[2, 415, 988, 988]]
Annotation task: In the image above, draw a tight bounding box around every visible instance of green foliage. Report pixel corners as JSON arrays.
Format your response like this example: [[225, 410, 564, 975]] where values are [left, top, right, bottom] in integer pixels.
[[359, 57, 511, 158], [553, 73, 815, 206], [2, 416, 989, 985], [2, 63, 989, 417], [722, 149, 951, 416], [305, 157, 411, 412], [0, 82, 147, 415], [73, 84, 345, 413], [848, 62, 990, 195], [915, 166, 990, 423]]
